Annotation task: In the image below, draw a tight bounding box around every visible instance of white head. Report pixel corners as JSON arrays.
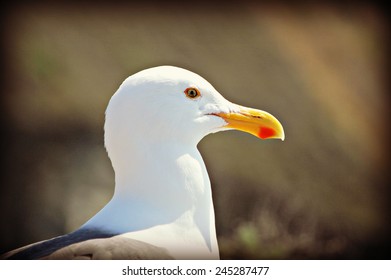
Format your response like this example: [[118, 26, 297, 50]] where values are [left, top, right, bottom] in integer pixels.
[[104, 65, 284, 167]]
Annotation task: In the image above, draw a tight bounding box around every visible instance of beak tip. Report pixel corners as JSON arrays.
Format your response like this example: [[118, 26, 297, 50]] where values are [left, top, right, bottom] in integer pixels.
[[280, 130, 285, 141]]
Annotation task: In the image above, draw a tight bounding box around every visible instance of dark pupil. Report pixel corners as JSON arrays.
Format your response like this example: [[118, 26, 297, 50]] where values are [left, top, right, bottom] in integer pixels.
[[189, 90, 196, 97]]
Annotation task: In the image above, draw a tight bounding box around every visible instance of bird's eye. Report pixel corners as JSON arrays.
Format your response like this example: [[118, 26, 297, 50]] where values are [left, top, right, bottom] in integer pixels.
[[184, 87, 201, 99]]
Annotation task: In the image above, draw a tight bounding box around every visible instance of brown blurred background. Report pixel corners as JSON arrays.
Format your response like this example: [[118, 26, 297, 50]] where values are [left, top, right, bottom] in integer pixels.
[[0, 1, 390, 259]]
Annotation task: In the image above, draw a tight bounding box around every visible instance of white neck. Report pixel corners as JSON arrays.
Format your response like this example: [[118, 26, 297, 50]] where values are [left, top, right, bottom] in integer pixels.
[[82, 141, 219, 259]]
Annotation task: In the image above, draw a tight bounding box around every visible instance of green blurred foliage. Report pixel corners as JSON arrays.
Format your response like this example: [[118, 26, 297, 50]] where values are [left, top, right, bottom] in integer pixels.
[[1, 2, 389, 258]]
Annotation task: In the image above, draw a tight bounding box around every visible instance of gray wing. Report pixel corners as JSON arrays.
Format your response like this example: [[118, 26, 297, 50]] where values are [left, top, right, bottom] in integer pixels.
[[43, 236, 174, 260], [2, 228, 173, 260]]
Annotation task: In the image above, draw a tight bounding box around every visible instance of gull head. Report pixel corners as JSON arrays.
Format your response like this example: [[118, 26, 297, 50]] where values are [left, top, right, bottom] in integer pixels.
[[104, 66, 284, 159]]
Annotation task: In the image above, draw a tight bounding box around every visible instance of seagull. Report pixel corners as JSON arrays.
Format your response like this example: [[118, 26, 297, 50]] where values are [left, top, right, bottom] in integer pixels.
[[3, 66, 284, 260]]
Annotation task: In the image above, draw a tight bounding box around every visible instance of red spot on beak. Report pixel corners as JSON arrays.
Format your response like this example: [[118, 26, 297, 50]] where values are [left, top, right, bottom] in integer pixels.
[[259, 127, 276, 139]]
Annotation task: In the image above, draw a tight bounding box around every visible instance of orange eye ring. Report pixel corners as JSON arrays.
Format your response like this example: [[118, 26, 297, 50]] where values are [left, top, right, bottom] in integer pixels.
[[184, 87, 201, 99]]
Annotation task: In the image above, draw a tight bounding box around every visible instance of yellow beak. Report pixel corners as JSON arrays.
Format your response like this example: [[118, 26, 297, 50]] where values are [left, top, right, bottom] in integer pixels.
[[214, 105, 285, 140]]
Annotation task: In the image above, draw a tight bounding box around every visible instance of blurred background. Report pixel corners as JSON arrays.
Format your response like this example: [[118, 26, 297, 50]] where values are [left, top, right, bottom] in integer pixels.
[[0, 1, 390, 259]]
